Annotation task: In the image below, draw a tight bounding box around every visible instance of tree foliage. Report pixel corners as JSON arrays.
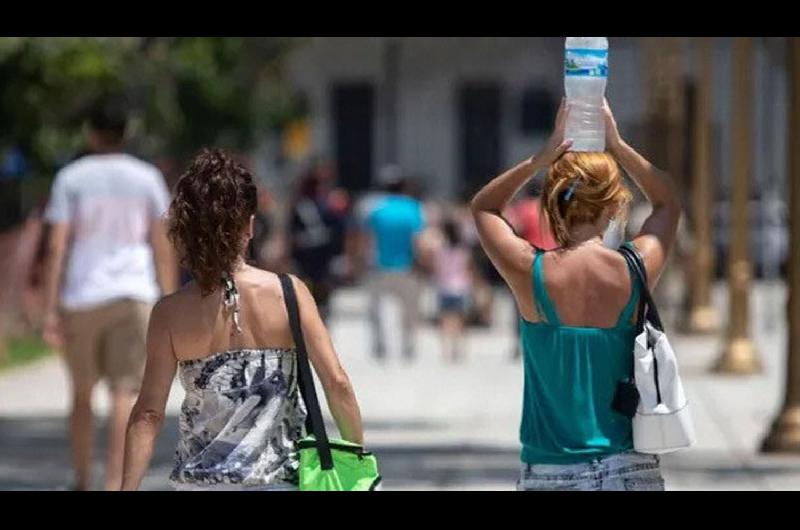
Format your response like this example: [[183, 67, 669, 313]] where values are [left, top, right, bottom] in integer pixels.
[[0, 37, 304, 174]]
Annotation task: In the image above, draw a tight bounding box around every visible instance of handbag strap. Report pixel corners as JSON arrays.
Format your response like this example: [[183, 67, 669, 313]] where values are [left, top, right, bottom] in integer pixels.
[[618, 244, 664, 333], [278, 273, 334, 471], [619, 244, 667, 405]]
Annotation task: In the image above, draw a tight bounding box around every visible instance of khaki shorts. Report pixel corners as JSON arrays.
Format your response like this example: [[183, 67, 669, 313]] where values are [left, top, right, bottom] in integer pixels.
[[62, 299, 152, 393]]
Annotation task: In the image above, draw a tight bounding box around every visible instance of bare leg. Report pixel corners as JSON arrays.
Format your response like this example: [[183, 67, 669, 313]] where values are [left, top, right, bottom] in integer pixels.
[[104, 388, 136, 491], [69, 386, 95, 491], [399, 274, 420, 360], [480, 286, 494, 327], [452, 313, 465, 361], [441, 313, 464, 362], [368, 274, 386, 359], [472, 278, 494, 327], [439, 316, 452, 362]]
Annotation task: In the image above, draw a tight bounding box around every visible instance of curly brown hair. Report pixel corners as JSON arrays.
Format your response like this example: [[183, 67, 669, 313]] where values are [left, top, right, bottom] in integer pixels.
[[168, 148, 257, 295]]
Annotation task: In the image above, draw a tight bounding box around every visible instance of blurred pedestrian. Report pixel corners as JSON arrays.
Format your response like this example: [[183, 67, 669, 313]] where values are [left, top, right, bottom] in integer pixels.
[[249, 186, 276, 269], [287, 166, 338, 320], [471, 99, 677, 490], [120, 149, 364, 490], [41, 97, 177, 490], [363, 167, 426, 361], [327, 186, 353, 284], [20, 206, 48, 334], [507, 180, 559, 251], [461, 196, 496, 328], [434, 215, 474, 363]]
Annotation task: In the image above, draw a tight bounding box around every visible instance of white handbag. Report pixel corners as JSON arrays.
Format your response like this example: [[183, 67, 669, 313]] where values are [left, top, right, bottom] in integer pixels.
[[620, 245, 696, 454]]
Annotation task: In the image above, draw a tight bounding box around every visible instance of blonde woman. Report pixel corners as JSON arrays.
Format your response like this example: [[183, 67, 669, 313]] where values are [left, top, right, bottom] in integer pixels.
[[470, 100, 680, 491]]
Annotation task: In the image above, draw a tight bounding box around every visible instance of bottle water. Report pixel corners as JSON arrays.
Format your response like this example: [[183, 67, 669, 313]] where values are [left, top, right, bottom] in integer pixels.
[[564, 37, 608, 152]]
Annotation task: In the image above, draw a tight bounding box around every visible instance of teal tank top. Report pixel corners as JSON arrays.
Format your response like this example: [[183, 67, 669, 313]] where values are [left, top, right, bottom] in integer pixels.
[[519, 248, 639, 464]]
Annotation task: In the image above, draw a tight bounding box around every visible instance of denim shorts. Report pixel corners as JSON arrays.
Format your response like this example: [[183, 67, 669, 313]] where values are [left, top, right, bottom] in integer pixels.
[[517, 451, 665, 491], [439, 293, 468, 313]]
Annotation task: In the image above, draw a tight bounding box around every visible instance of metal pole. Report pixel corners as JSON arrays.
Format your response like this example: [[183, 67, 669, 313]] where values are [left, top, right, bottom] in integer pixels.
[[713, 37, 762, 374], [762, 36, 800, 452], [688, 37, 720, 334]]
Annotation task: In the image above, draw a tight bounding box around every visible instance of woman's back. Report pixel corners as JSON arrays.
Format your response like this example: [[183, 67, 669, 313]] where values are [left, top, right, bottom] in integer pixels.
[[161, 268, 306, 490], [518, 245, 640, 464], [164, 268, 293, 361], [529, 244, 636, 328]]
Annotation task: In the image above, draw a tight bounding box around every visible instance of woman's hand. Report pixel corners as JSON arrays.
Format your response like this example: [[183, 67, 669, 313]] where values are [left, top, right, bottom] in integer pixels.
[[533, 98, 573, 167], [602, 98, 624, 154]]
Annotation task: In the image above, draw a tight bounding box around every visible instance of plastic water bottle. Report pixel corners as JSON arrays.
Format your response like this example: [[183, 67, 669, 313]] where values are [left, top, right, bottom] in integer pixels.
[[564, 37, 608, 152]]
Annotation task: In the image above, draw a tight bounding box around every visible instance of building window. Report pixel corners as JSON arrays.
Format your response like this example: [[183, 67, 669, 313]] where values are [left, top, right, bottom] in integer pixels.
[[520, 86, 557, 136]]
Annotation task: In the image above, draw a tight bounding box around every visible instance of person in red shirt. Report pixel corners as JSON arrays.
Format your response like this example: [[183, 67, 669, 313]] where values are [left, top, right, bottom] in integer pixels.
[[507, 181, 559, 252]]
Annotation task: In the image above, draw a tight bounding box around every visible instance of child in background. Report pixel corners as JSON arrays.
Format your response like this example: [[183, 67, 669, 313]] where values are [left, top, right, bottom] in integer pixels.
[[434, 216, 473, 363]]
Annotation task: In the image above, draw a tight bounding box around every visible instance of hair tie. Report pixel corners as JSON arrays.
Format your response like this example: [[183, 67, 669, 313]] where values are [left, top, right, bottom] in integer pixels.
[[563, 181, 579, 202]]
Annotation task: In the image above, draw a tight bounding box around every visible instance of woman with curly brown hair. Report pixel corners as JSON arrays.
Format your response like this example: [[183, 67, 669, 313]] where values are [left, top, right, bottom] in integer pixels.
[[471, 99, 681, 490], [120, 148, 364, 490]]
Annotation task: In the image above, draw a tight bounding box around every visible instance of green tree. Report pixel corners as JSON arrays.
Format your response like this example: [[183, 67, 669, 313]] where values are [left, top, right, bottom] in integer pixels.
[[0, 37, 304, 175]]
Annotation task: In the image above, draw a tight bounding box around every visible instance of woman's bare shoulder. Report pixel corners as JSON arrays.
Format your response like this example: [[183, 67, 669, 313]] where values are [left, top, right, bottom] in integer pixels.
[[164, 280, 201, 302], [151, 281, 201, 322], [240, 267, 286, 294]]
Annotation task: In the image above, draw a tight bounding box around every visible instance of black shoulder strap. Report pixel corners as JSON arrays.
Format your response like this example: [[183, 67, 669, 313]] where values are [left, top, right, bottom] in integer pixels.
[[618, 244, 664, 333], [278, 273, 334, 470]]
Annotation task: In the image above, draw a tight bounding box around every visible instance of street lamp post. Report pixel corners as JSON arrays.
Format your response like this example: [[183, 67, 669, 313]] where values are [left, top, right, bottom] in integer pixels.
[[713, 37, 762, 374], [762, 37, 800, 452], [687, 37, 720, 334]]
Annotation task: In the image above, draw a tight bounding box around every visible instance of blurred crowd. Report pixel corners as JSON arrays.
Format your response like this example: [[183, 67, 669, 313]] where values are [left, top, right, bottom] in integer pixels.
[[252, 160, 564, 363], [0, 136, 572, 365], [2, 140, 697, 366], [252, 160, 510, 363]]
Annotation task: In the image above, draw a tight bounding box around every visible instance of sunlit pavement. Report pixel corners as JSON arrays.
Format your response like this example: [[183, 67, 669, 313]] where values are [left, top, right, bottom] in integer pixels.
[[1, 281, 799, 490]]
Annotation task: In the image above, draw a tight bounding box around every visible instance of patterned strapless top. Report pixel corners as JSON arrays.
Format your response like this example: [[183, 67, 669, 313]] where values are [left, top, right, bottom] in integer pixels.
[[169, 348, 307, 490]]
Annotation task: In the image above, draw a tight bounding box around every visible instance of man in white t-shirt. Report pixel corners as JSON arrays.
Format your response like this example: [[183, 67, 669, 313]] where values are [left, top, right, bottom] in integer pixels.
[[42, 98, 177, 491]]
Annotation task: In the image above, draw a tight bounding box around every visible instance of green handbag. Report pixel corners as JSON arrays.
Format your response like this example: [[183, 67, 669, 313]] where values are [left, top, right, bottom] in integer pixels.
[[279, 273, 382, 491]]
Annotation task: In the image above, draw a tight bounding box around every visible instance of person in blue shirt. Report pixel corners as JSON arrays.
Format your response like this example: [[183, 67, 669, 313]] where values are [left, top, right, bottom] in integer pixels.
[[364, 168, 426, 360]]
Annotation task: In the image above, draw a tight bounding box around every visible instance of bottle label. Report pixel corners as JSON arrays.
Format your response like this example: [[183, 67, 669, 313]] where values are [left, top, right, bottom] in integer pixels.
[[565, 48, 608, 77]]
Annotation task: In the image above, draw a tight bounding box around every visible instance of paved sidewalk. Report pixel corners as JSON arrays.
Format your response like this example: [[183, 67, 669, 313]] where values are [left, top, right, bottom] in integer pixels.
[[1, 281, 798, 490]]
